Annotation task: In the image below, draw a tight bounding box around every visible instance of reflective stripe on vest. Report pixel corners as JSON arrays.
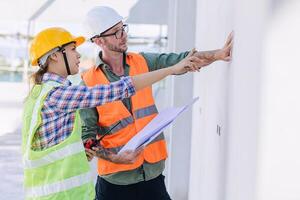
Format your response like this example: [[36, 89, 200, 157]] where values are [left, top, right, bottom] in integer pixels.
[[134, 105, 158, 119], [100, 105, 158, 135], [25, 171, 92, 198], [104, 132, 165, 154], [101, 115, 134, 135], [23, 141, 84, 169]]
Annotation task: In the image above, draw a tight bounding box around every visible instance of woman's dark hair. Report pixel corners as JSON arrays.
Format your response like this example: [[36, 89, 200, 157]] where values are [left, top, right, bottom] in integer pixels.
[[29, 58, 49, 85], [25, 61, 49, 101]]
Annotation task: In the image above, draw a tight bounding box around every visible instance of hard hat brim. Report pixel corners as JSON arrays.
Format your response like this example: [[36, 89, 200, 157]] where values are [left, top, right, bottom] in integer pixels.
[[74, 36, 85, 47]]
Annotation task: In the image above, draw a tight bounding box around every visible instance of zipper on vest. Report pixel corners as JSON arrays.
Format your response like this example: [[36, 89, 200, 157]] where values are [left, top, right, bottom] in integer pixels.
[[140, 164, 146, 181]]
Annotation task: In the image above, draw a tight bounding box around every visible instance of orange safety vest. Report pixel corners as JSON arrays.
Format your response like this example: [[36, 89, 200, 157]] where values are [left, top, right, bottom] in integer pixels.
[[82, 52, 168, 175]]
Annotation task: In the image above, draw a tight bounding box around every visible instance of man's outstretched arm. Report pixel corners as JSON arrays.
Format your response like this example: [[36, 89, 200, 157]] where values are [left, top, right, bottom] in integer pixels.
[[193, 31, 234, 67]]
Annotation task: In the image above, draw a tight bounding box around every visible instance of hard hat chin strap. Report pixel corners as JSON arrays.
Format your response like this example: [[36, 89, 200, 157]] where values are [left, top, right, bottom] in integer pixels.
[[59, 47, 71, 76]]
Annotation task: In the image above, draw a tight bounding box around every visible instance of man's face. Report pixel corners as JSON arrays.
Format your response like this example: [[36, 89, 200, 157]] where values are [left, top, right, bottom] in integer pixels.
[[100, 22, 128, 53]]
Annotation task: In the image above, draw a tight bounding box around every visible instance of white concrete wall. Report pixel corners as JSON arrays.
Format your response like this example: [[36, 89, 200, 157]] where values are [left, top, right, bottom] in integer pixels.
[[166, 0, 196, 199], [189, 0, 234, 199], [168, 0, 300, 199], [189, 0, 269, 199], [257, 1, 300, 199], [223, 0, 269, 199]]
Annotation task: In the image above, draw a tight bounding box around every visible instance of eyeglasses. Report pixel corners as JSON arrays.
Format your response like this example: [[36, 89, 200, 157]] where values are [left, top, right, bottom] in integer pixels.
[[100, 24, 128, 39], [90, 24, 128, 41]]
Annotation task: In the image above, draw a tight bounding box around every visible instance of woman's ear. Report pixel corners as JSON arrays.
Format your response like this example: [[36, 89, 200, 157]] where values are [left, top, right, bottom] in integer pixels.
[[49, 52, 59, 62]]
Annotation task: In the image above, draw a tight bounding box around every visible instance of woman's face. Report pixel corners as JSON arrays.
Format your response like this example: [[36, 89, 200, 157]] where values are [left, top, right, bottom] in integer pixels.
[[61, 42, 81, 75]]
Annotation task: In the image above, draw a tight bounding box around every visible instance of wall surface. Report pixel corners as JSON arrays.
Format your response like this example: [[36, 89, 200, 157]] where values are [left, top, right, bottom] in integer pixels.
[[223, 0, 269, 199], [189, 0, 234, 199], [257, 1, 300, 199], [168, 0, 300, 199], [166, 0, 196, 199], [189, 0, 269, 199]]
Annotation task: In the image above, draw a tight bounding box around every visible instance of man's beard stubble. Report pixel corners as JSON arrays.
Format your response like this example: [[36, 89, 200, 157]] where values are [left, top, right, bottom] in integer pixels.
[[107, 43, 128, 53]]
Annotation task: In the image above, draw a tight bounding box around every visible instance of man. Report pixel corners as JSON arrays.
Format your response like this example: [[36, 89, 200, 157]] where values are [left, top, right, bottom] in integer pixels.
[[81, 6, 233, 200]]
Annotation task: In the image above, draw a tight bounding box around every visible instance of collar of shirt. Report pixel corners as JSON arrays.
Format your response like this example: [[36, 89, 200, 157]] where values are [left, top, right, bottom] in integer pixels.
[[42, 72, 72, 86], [95, 51, 128, 71]]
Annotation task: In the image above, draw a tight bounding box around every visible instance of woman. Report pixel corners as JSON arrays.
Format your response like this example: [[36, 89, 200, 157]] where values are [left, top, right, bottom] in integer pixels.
[[22, 27, 201, 200]]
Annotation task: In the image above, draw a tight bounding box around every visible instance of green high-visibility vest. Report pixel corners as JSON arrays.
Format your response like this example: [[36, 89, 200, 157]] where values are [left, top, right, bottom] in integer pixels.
[[22, 81, 95, 200]]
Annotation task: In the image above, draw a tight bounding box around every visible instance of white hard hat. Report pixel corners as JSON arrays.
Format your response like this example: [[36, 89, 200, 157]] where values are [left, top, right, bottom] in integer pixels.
[[84, 6, 124, 40]]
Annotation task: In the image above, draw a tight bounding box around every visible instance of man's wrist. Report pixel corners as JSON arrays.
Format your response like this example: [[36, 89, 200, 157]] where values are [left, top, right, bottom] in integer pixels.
[[213, 49, 222, 61]]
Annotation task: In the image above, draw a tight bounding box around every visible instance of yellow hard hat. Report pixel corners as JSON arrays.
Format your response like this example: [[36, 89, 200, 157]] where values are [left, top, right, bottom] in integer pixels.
[[29, 27, 85, 66]]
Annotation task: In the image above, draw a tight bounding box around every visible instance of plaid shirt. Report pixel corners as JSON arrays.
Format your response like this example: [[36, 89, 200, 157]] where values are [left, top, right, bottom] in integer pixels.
[[31, 72, 135, 150]]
